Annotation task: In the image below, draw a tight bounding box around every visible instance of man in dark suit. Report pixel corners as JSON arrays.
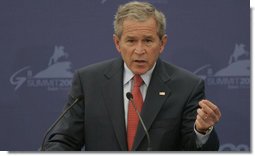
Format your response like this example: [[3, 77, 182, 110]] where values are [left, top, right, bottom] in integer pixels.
[[42, 1, 221, 151]]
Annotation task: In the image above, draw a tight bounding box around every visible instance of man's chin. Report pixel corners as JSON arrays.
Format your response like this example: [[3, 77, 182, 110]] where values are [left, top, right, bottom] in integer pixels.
[[131, 68, 149, 75]]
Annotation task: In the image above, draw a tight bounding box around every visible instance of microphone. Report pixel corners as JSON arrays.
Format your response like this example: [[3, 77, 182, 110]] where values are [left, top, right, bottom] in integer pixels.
[[40, 95, 84, 151], [126, 92, 151, 151]]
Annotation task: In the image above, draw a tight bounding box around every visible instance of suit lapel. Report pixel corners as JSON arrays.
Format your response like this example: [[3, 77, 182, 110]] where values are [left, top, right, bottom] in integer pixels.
[[102, 58, 128, 151], [132, 59, 173, 151]]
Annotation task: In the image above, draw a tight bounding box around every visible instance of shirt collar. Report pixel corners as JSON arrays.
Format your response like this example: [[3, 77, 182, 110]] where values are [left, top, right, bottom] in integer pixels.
[[123, 63, 156, 86]]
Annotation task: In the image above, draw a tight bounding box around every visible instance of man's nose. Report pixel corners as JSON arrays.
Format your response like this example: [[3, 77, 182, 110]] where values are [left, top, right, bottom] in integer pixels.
[[134, 42, 145, 54]]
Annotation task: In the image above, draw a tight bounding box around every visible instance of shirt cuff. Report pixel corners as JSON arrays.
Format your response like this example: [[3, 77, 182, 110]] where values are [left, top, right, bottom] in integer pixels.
[[194, 125, 213, 147]]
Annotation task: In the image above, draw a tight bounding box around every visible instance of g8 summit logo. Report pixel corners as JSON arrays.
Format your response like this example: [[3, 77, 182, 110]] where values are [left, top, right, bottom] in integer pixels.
[[194, 43, 250, 89], [10, 46, 73, 91]]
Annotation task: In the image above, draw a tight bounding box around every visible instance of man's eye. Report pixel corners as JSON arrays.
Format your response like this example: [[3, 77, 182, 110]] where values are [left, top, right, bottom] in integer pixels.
[[127, 40, 135, 43], [145, 39, 152, 43]]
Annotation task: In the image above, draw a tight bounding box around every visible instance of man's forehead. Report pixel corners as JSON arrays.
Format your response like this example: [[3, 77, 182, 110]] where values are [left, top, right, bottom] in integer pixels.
[[122, 22, 157, 35], [124, 25, 156, 30], [125, 34, 154, 39]]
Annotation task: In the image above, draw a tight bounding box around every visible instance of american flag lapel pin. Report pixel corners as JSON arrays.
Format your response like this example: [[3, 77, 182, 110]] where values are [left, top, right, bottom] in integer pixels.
[[159, 92, 166, 96]]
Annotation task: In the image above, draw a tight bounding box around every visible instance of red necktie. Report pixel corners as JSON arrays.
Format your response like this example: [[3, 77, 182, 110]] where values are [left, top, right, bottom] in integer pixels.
[[127, 75, 144, 151]]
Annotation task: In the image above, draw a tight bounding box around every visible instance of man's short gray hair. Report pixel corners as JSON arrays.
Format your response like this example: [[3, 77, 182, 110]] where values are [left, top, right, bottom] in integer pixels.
[[113, 1, 166, 39]]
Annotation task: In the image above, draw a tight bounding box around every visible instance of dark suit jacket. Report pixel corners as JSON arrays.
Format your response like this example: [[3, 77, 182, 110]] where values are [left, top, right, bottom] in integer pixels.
[[44, 58, 219, 151]]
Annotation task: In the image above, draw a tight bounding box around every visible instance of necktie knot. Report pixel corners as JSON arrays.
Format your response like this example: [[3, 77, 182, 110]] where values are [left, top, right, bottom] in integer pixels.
[[133, 75, 143, 87]]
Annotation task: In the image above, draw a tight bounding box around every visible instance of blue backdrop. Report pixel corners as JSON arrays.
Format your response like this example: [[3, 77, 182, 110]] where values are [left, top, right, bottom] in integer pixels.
[[0, 0, 250, 151]]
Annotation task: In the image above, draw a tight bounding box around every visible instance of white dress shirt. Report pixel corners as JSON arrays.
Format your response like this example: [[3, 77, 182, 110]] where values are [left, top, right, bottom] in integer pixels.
[[122, 62, 211, 147]]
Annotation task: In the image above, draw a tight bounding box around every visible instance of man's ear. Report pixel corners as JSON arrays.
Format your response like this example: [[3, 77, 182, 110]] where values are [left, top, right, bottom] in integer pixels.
[[113, 34, 121, 53], [159, 34, 168, 54]]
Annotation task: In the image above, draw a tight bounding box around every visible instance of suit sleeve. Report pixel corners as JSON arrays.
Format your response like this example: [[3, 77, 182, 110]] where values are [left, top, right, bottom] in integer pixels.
[[180, 79, 219, 151], [43, 70, 85, 151]]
